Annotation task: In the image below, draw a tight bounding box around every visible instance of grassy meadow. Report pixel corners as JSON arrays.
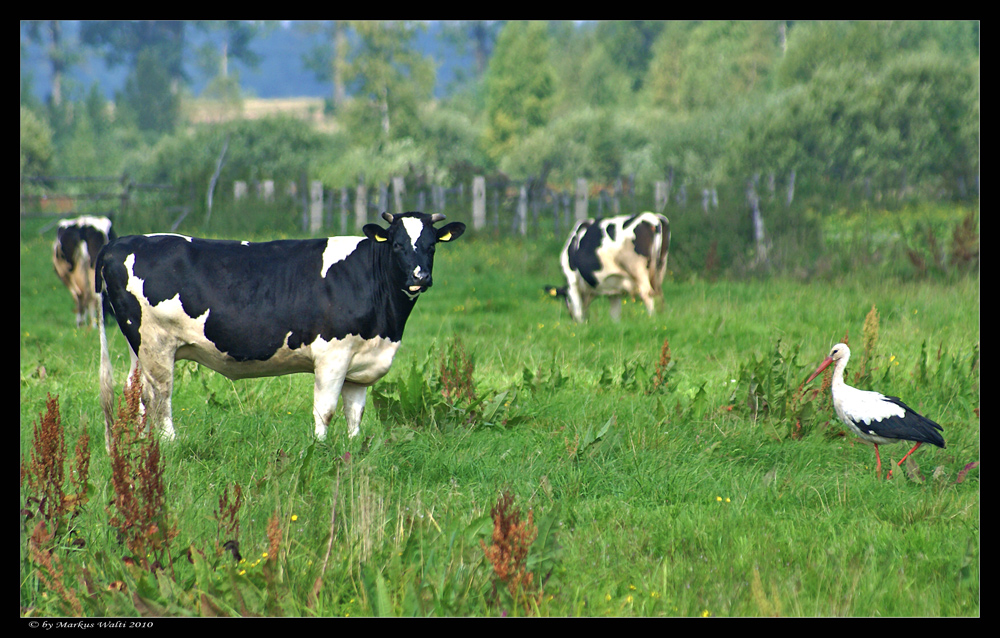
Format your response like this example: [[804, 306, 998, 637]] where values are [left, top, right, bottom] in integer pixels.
[[20, 213, 979, 617]]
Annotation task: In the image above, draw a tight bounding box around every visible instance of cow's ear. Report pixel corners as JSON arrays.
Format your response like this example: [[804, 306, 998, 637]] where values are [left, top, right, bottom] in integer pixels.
[[363, 224, 389, 242], [436, 222, 465, 243]]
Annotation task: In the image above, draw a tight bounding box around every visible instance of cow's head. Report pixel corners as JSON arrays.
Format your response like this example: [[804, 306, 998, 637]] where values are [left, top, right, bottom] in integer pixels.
[[544, 285, 572, 312], [364, 212, 465, 299]]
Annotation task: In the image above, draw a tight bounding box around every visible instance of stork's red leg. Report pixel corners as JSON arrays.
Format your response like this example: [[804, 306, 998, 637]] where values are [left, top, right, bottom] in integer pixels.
[[874, 444, 883, 479], [898, 442, 923, 466], [888, 442, 924, 479]]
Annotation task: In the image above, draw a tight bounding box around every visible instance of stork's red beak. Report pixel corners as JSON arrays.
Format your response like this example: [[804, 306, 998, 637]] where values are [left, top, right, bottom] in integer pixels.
[[806, 356, 833, 384]]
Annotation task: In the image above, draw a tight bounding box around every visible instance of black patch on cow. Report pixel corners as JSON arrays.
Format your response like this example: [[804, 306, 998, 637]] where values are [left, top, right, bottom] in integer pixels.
[[657, 218, 670, 271], [633, 220, 655, 258], [98, 251, 144, 355], [55, 227, 82, 266], [569, 220, 605, 289], [58, 220, 115, 268], [82, 224, 116, 267]]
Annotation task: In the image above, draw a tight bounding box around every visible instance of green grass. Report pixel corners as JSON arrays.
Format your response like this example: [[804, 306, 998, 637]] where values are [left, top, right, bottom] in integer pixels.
[[20, 217, 979, 617]]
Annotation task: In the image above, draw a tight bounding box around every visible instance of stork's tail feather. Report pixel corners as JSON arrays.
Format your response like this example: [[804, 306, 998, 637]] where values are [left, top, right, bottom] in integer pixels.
[[886, 397, 946, 449]]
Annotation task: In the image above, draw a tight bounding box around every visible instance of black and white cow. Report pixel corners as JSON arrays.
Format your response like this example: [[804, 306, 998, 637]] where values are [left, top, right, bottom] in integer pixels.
[[546, 212, 670, 323], [96, 212, 464, 449], [52, 216, 116, 327]]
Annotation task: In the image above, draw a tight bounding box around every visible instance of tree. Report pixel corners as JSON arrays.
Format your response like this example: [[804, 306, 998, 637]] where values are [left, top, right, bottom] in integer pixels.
[[117, 48, 182, 135], [729, 50, 978, 200], [440, 20, 505, 79], [341, 21, 435, 143], [482, 21, 557, 164], [20, 106, 53, 180], [301, 20, 350, 111], [775, 20, 980, 89], [645, 20, 782, 112], [594, 20, 665, 93], [22, 20, 78, 108], [80, 20, 187, 135], [193, 20, 264, 80]]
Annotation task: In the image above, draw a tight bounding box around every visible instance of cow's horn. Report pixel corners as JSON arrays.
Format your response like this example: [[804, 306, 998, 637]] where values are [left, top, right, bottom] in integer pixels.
[[430, 213, 446, 223], [381, 212, 394, 223]]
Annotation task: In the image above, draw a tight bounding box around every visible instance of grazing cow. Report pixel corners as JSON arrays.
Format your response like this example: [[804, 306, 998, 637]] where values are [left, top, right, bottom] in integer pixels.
[[96, 212, 465, 450], [52, 216, 116, 327], [546, 212, 670, 323]]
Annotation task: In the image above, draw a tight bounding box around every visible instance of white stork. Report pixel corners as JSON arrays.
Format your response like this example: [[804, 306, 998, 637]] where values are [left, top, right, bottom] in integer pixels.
[[806, 343, 945, 479]]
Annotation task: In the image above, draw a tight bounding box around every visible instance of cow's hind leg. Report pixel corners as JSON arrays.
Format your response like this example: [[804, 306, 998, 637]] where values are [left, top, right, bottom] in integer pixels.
[[133, 349, 177, 442], [341, 382, 367, 438]]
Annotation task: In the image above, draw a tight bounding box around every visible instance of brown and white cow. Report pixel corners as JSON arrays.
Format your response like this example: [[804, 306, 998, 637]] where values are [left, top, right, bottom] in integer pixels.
[[546, 212, 670, 323], [52, 216, 116, 327], [96, 212, 464, 450]]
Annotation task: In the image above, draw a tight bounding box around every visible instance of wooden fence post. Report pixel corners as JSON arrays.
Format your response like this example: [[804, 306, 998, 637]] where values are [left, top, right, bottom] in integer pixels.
[[472, 176, 486, 231], [433, 185, 445, 212], [261, 180, 274, 202], [309, 180, 323, 233], [355, 180, 368, 232], [377, 182, 388, 216], [392, 176, 405, 215], [574, 178, 588, 222], [748, 174, 769, 267], [339, 187, 349, 235], [516, 185, 528, 235]]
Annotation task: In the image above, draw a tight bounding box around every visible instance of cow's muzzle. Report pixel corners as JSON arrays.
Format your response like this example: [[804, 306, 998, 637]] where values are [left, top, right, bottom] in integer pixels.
[[404, 274, 432, 298]]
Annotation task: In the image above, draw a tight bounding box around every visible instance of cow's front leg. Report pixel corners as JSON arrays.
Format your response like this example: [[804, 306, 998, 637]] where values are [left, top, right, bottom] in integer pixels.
[[608, 295, 623, 322], [341, 381, 367, 438], [567, 285, 589, 323], [312, 363, 349, 441]]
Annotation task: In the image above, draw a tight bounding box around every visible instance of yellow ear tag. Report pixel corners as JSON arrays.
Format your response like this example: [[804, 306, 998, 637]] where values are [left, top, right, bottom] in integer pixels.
[[374, 235, 387, 242], [549, 288, 557, 296], [439, 231, 452, 242]]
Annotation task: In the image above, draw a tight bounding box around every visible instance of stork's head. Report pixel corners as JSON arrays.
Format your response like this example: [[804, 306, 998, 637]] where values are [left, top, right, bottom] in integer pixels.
[[806, 343, 851, 384]]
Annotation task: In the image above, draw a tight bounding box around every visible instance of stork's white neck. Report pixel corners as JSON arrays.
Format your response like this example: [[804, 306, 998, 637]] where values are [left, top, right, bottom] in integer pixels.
[[831, 352, 850, 390]]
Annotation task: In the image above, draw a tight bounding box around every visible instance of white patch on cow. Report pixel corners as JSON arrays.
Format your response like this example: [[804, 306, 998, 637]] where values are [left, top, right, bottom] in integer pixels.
[[241, 241, 250, 246], [401, 217, 424, 251], [125, 253, 213, 357], [321, 236, 365, 278], [59, 215, 113, 237]]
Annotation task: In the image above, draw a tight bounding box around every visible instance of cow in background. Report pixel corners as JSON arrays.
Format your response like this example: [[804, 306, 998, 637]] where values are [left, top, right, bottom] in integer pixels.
[[52, 216, 116, 327], [96, 212, 464, 450], [546, 212, 670, 323]]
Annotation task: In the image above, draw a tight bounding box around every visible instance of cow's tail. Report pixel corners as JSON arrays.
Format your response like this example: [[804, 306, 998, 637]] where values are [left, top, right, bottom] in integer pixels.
[[97, 261, 116, 452], [651, 214, 671, 295]]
